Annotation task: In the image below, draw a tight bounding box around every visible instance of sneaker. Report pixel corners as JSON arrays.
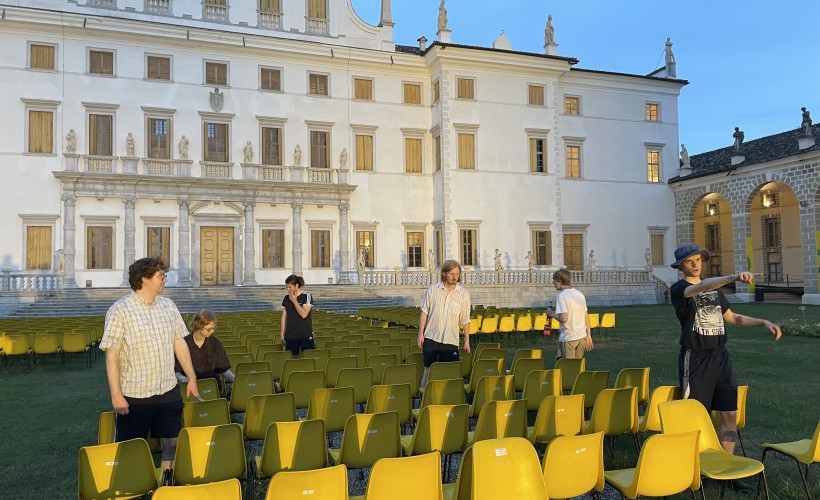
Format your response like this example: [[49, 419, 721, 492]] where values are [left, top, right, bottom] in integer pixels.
[[729, 477, 755, 494], [161, 468, 174, 487]]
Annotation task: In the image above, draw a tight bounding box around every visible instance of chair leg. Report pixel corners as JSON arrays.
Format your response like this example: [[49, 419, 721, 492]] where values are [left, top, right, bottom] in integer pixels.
[[737, 428, 746, 457], [632, 433, 641, 455], [801, 464, 813, 500], [759, 471, 770, 500]]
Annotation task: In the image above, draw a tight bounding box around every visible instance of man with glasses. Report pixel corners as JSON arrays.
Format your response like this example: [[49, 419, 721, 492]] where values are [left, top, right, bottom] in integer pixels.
[[100, 256, 199, 485]]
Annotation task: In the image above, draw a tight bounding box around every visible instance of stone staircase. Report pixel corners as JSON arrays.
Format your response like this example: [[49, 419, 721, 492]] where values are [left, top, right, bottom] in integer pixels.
[[7, 285, 409, 317]]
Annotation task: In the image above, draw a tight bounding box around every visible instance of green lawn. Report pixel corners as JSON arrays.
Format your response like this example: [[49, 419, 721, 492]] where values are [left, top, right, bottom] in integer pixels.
[[1, 303, 818, 499]]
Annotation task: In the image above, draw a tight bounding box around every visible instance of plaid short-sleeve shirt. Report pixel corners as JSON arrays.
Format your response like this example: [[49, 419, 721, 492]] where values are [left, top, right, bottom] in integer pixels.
[[100, 292, 188, 398], [420, 282, 471, 346]]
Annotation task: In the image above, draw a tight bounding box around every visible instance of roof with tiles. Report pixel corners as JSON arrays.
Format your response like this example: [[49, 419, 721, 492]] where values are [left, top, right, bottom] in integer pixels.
[[670, 123, 820, 183]]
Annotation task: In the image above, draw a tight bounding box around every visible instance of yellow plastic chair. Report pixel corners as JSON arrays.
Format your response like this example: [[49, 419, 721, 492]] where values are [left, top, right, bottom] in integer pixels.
[[585, 387, 640, 454], [174, 423, 246, 486], [469, 343, 501, 365], [542, 432, 605, 499], [78, 438, 158, 500], [497, 314, 516, 340], [761, 420, 820, 500], [515, 313, 534, 337], [426, 361, 462, 384], [32, 333, 60, 365], [356, 339, 381, 360], [366, 353, 398, 383], [614, 367, 650, 407], [261, 350, 292, 382], [152, 478, 242, 500], [229, 371, 275, 413], [412, 378, 466, 422], [235, 360, 271, 374], [472, 348, 507, 368], [254, 343, 284, 362], [571, 370, 610, 412], [710, 385, 749, 456], [379, 342, 407, 363], [182, 398, 231, 428], [659, 399, 770, 499], [468, 399, 527, 446], [179, 377, 220, 403], [588, 313, 600, 330], [243, 392, 297, 440], [509, 348, 542, 370], [599, 312, 616, 337], [276, 358, 316, 392], [328, 411, 402, 472], [252, 419, 328, 495], [464, 358, 505, 395], [306, 386, 357, 436], [550, 318, 560, 331], [468, 375, 515, 418], [325, 356, 359, 387], [527, 394, 585, 444], [285, 370, 326, 409], [1, 334, 31, 368], [335, 367, 375, 408], [224, 345, 250, 356], [405, 352, 426, 384], [365, 384, 413, 431], [555, 357, 586, 393], [302, 348, 331, 371], [339, 346, 368, 368], [401, 404, 469, 479], [265, 464, 348, 500], [97, 411, 116, 445], [228, 352, 255, 373], [511, 358, 546, 393], [638, 385, 680, 433], [382, 363, 419, 397], [62, 331, 92, 367], [249, 338, 275, 359], [532, 313, 548, 335], [352, 452, 443, 500], [521, 369, 562, 412], [604, 431, 703, 499]]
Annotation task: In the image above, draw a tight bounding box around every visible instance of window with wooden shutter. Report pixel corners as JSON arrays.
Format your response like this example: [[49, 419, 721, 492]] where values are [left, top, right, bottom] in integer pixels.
[[457, 133, 475, 170], [308, 0, 327, 18], [310, 130, 329, 168], [565, 145, 580, 178], [564, 96, 580, 115], [89, 114, 113, 156], [529, 138, 545, 173], [89, 50, 114, 75], [146, 227, 170, 263], [433, 80, 440, 103], [356, 230, 375, 267], [205, 62, 228, 86], [262, 229, 284, 268], [148, 118, 170, 159], [403, 83, 421, 104], [204, 122, 229, 162], [434, 135, 441, 171], [259, 0, 280, 12], [460, 229, 476, 266], [147, 56, 171, 81], [563, 234, 583, 271], [456, 78, 474, 99], [309, 73, 329, 96], [405, 138, 422, 173], [26, 226, 52, 270], [87, 226, 113, 269], [260, 67, 281, 91], [532, 230, 552, 266], [528, 85, 544, 106], [355, 134, 373, 171], [650, 233, 664, 266], [311, 230, 330, 267], [28, 110, 53, 154], [262, 126, 282, 165], [30, 44, 55, 70], [354, 78, 373, 100], [406, 232, 424, 267]]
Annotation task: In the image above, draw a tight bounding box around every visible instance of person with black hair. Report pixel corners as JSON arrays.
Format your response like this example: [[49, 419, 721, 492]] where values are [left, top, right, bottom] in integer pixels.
[[280, 275, 315, 357]]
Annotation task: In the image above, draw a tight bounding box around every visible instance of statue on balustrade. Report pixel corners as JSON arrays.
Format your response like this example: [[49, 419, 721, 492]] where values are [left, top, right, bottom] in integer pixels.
[[65, 129, 77, 154], [125, 132, 136, 157], [427, 249, 435, 271], [243, 141, 254, 163], [357, 248, 366, 271], [56, 249, 66, 273], [645, 247, 653, 271], [801, 107, 812, 136], [437, 0, 448, 31], [178, 135, 189, 160], [588, 250, 596, 271], [494, 249, 504, 271], [680, 144, 690, 170], [294, 145, 302, 166], [733, 127, 744, 152], [339, 148, 348, 170], [544, 15, 555, 45], [525, 251, 533, 270]]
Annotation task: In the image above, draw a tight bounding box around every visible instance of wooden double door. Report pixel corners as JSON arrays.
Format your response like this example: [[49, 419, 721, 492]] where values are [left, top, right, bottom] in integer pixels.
[[200, 226, 234, 286]]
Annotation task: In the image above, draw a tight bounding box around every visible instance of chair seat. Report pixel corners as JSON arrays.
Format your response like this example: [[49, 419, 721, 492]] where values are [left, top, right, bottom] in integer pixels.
[[761, 439, 812, 464], [603, 468, 635, 492], [700, 451, 764, 479]]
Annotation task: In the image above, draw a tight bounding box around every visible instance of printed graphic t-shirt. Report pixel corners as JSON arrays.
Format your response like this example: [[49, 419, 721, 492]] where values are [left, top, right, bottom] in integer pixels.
[[671, 279, 731, 353]]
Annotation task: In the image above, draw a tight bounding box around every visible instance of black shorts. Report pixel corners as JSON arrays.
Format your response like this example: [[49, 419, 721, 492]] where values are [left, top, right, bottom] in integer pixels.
[[285, 335, 315, 356], [115, 386, 183, 441], [679, 347, 737, 412], [422, 338, 460, 367]]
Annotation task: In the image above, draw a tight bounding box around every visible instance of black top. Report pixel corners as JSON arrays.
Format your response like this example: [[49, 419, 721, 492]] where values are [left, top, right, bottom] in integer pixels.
[[174, 334, 230, 380], [671, 279, 731, 353], [282, 292, 314, 340]]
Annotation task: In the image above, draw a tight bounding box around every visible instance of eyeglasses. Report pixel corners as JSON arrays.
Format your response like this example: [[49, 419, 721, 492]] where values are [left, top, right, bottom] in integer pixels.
[[204, 325, 216, 332], [157, 273, 168, 280]]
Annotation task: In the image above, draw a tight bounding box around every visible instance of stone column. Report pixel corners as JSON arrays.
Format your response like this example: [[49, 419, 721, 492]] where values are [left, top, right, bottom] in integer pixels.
[[177, 199, 192, 286], [337, 200, 351, 283], [61, 194, 77, 288], [800, 204, 819, 304], [243, 200, 257, 285], [121, 196, 136, 286], [732, 211, 752, 301], [291, 202, 303, 275]]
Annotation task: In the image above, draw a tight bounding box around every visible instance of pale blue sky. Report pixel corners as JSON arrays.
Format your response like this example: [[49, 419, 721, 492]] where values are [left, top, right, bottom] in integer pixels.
[[351, 0, 820, 154]]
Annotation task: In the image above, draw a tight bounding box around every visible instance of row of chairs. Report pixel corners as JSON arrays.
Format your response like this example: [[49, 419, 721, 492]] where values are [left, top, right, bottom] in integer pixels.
[[0, 331, 94, 368]]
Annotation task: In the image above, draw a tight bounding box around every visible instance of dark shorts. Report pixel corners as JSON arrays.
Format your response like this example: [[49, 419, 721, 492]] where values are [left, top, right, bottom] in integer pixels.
[[115, 386, 183, 441], [422, 338, 460, 367], [285, 335, 315, 356], [679, 347, 738, 412]]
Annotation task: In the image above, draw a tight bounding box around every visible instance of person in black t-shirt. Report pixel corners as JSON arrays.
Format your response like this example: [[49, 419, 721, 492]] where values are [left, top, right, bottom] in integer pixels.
[[175, 309, 234, 392], [280, 275, 315, 358], [670, 244, 781, 457]]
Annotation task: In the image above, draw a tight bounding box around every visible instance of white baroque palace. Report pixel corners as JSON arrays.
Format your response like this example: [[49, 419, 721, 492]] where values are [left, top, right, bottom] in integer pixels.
[[1, 0, 686, 290]]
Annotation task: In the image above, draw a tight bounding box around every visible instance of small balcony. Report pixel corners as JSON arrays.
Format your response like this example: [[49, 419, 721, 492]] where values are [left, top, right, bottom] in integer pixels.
[[201, 161, 233, 179], [203, 2, 228, 22], [85, 156, 116, 173], [306, 17, 329, 35], [259, 11, 282, 29], [86, 0, 117, 8], [145, 0, 172, 15]]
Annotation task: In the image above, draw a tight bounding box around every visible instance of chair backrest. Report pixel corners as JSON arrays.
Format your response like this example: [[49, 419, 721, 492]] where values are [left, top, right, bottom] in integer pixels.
[[301, 348, 331, 371], [325, 356, 358, 387], [174, 423, 246, 485], [475, 348, 507, 366], [243, 393, 297, 439], [420, 378, 466, 410], [249, 338, 275, 359], [806, 420, 820, 463], [614, 367, 650, 406], [410, 404, 469, 456], [78, 438, 157, 499], [600, 312, 616, 328], [339, 346, 367, 368], [254, 343, 284, 361], [378, 343, 406, 363], [366, 353, 398, 382], [542, 432, 604, 498], [265, 464, 347, 500], [365, 384, 412, 425], [338, 411, 402, 469], [33, 333, 59, 354], [469, 375, 514, 417], [285, 370, 326, 409], [180, 377, 220, 403], [465, 358, 505, 393], [530, 394, 585, 444], [711, 385, 749, 430], [571, 370, 610, 409], [588, 313, 600, 329], [658, 399, 724, 453], [3, 334, 29, 355], [555, 357, 586, 392], [235, 360, 271, 374], [522, 369, 562, 412], [587, 387, 638, 436], [515, 313, 533, 332], [510, 348, 542, 366], [97, 411, 116, 445], [405, 351, 426, 384], [307, 387, 356, 433], [498, 315, 516, 333], [62, 331, 89, 353], [479, 316, 498, 335], [335, 367, 375, 404], [259, 419, 328, 477], [152, 478, 242, 500], [280, 358, 316, 388], [229, 371, 275, 413], [364, 452, 443, 500], [511, 358, 546, 392], [228, 352, 255, 372], [262, 351, 293, 381], [470, 438, 548, 500], [626, 431, 701, 498], [183, 398, 231, 428], [640, 385, 680, 432], [382, 363, 419, 395], [531, 313, 547, 331], [472, 399, 527, 442], [428, 361, 462, 382]]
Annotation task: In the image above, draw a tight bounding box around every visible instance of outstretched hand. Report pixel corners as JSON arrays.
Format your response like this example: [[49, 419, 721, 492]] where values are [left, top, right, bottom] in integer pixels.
[[735, 272, 761, 284], [763, 320, 782, 341]]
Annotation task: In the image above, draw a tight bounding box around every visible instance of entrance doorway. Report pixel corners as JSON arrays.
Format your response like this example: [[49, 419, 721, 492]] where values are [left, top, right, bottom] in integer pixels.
[[200, 226, 234, 285]]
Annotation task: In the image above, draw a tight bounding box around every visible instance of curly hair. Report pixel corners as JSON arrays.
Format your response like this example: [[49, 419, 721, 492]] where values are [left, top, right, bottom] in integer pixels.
[[128, 256, 168, 291], [285, 274, 305, 287], [552, 268, 572, 286], [190, 309, 217, 333]]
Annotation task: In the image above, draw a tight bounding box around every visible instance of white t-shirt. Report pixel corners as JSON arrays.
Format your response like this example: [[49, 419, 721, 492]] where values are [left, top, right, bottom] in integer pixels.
[[555, 287, 588, 342]]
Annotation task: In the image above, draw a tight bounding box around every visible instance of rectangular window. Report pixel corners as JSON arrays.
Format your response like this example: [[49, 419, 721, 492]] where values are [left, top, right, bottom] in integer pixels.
[[405, 138, 422, 173], [354, 78, 373, 101], [647, 150, 660, 183], [260, 0, 280, 12], [260, 67, 281, 91], [528, 85, 544, 106], [434, 135, 442, 171], [532, 230, 552, 266], [355, 134, 373, 171], [403, 83, 421, 105], [26, 226, 52, 270], [763, 216, 781, 248], [563, 234, 583, 271], [307, 0, 327, 18], [89, 114, 113, 156], [147, 118, 170, 159], [565, 145, 580, 178], [28, 110, 53, 154], [460, 229, 476, 266], [356, 230, 375, 268], [204, 122, 229, 162], [650, 233, 664, 266], [456, 77, 475, 99], [705, 223, 721, 253], [407, 231, 424, 268], [205, 61, 228, 86], [564, 96, 580, 115], [261, 126, 282, 165], [89, 50, 114, 75], [262, 229, 284, 268], [309, 73, 329, 96], [87, 226, 113, 269], [529, 138, 545, 173], [311, 230, 330, 267], [147, 55, 171, 81], [457, 133, 475, 170], [645, 103, 659, 121], [146, 227, 170, 263], [30, 44, 55, 70], [433, 80, 440, 103], [310, 130, 330, 168]]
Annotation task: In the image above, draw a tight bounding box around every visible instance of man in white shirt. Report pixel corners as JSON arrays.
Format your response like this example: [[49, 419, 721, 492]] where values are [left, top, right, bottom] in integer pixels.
[[547, 268, 593, 359]]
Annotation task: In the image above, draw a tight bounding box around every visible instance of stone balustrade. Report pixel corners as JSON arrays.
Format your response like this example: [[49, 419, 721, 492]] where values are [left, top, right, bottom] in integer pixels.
[[358, 268, 653, 287], [204, 3, 228, 21], [259, 11, 282, 29], [306, 17, 329, 34], [0, 270, 61, 292], [145, 0, 171, 15]]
